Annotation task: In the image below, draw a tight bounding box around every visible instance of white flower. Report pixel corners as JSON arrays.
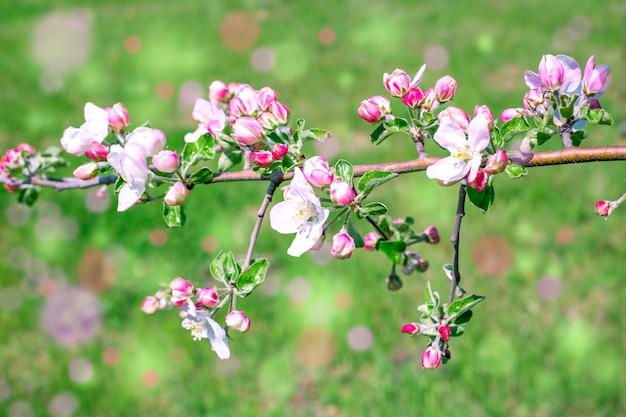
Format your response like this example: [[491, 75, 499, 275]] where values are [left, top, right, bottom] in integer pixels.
[[181, 305, 230, 360], [270, 168, 330, 257], [426, 117, 490, 184], [107, 143, 149, 212], [60, 102, 109, 156]]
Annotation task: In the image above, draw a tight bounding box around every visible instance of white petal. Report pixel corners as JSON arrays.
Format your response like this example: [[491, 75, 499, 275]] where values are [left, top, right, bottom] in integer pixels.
[[433, 121, 466, 151], [467, 117, 490, 151], [206, 317, 230, 360], [83, 102, 109, 142], [60, 126, 92, 156], [117, 183, 143, 212], [269, 201, 300, 234], [287, 223, 322, 257], [524, 71, 541, 89], [410, 64, 427, 87], [184, 124, 208, 143], [467, 154, 482, 182], [426, 157, 469, 184]]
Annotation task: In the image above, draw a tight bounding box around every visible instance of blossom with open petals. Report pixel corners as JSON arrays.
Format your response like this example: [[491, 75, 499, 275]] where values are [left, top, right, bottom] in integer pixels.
[[181, 304, 230, 360], [107, 143, 149, 211], [60, 102, 109, 156], [426, 116, 490, 185], [269, 168, 330, 257]]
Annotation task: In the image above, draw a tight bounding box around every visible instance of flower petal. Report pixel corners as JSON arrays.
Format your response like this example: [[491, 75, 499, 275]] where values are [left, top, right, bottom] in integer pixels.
[[433, 121, 466, 151], [288, 221, 325, 257], [205, 316, 230, 360], [426, 157, 469, 184], [524, 70, 541, 89], [467, 117, 490, 151], [117, 183, 143, 212], [269, 201, 300, 234], [60, 126, 92, 156]]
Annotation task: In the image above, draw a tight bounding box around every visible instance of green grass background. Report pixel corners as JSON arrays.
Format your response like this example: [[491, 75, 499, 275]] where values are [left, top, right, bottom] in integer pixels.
[[0, 1, 625, 416]]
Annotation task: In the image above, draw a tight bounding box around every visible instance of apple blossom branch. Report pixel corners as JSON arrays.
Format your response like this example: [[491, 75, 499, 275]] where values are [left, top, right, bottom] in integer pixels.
[[5, 145, 626, 191]]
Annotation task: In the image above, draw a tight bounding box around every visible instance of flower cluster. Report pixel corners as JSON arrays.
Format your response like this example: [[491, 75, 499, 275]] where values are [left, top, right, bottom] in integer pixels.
[[0, 143, 36, 192]]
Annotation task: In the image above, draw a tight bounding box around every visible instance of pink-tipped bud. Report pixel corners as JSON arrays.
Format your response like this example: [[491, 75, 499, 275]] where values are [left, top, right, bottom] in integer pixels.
[[423, 226, 440, 244], [2, 148, 24, 168], [270, 101, 290, 125], [209, 80, 230, 102], [522, 87, 545, 111], [152, 150, 180, 173], [358, 95, 391, 124], [383, 69, 411, 97], [474, 105, 494, 129], [271, 143, 288, 160], [484, 150, 508, 175], [232, 116, 264, 146], [438, 106, 470, 131], [434, 75, 457, 102], [249, 151, 274, 167], [127, 127, 166, 157], [302, 156, 334, 187], [401, 322, 421, 335], [583, 55, 611, 96], [500, 107, 524, 123], [107, 102, 129, 132], [164, 181, 189, 206], [421, 346, 442, 369], [169, 277, 194, 306], [329, 180, 356, 206], [225, 310, 251, 333], [401, 87, 425, 109], [595, 200, 613, 217], [363, 231, 381, 251], [467, 170, 487, 191], [257, 86, 278, 111], [330, 228, 355, 260], [438, 325, 451, 342], [73, 162, 99, 180], [538, 54, 565, 90], [141, 296, 160, 314], [196, 287, 219, 307], [17, 143, 35, 156], [420, 88, 439, 112], [86, 141, 109, 161]]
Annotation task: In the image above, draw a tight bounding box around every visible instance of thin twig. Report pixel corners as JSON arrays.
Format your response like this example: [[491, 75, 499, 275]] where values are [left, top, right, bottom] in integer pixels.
[[446, 182, 467, 311]]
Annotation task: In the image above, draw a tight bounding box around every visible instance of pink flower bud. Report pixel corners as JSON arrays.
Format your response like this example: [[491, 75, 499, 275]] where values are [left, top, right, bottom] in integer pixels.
[[107, 102, 129, 132], [484, 150, 508, 175], [127, 127, 166, 157], [73, 162, 99, 180], [438, 325, 451, 342], [438, 106, 470, 131], [473, 105, 494, 129], [422, 226, 440, 244], [401, 87, 425, 109], [141, 296, 160, 314], [420, 88, 439, 112], [196, 287, 219, 307], [225, 310, 251, 333], [302, 156, 334, 187], [595, 200, 613, 217], [232, 116, 264, 146], [467, 170, 487, 191], [588, 99, 602, 110], [257, 86, 278, 111], [86, 141, 109, 161], [358, 95, 391, 124], [152, 150, 180, 173], [169, 277, 194, 306], [363, 231, 381, 251], [2, 148, 24, 168], [329, 180, 356, 206], [522, 87, 545, 111], [434, 75, 457, 102], [270, 101, 290, 125], [583, 55, 610, 96], [538, 54, 565, 90], [383, 69, 411, 97], [401, 322, 421, 335], [17, 143, 35, 156], [228, 87, 258, 117], [209, 80, 230, 102], [249, 151, 274, 167], [164, 182, 189, 206], [330, 228, 355, 259], [421, 346, 442, 369], [257, 112, 279, 130], [403, 252, 428, 274], [271, 143, 288, 160], [500, 108, 524, 123]]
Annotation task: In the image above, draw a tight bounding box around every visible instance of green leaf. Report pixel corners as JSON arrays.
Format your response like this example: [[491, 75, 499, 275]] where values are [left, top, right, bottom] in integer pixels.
[[467, 178, 495, 213], [375, 240, 406, 264], [370, 123, 393, 145], [114, 176, 125, 193], [383, 117, 409, 133], [586, 108, 614, 125], [300, 128, 332, 142], [356, 202, 388, 219], [357, 170, 398, 196], [447, 294, 486, 322], [18, 187, 38, 206], [499, 116, 529, 143], [209, 251, 241, 285], [236, 258, 269, 297], [453, 310, 473, 325], [505, 162, 527, 179], [570, 130, 588, 146], [162, 203, 186, 228], [181, 133, 216, 168], [334, 159, 354, 183], [217, 149, 243, 172], [346, 220, 364, 248], [189, 167, 213, 184], [450, 324, 465, 337]]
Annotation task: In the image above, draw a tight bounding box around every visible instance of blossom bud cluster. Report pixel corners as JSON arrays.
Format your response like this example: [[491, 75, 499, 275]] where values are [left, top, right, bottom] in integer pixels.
[[0, 143, 35, 192]]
